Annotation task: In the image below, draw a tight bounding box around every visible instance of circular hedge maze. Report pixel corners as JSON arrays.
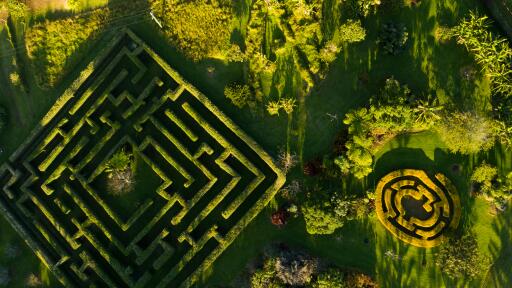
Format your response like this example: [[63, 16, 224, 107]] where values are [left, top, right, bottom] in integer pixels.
[[0, 30, 285, 287], [375, 169, 461, 248]]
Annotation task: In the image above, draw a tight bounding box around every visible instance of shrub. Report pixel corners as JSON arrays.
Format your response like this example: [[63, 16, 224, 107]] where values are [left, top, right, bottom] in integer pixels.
[[451, 12, 512, 98], [471, 162, 512, 211], [302, 197, 344, 235], [224, 84, 253, 108], [435, 233, 489, 279], [378, 22, 409, 55], [25, 9, 109, 87], [105, 149, 135, 195], [311, 269, 346, 288], [274, 251, 317, 286], [345, 271, 378, 287], [7, 0, 27, 19], [436, 112, 498, 154], [471, 162, 498, 193], [250, 258, 283, 288], [347, 0, 381, 17]]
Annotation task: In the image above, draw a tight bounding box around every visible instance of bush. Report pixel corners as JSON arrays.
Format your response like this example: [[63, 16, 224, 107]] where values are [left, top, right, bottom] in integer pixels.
[[105, 149, 135, 195], [451, 12, 512, 98], [311, 269, 346, 288], [302, 196, 344, 235], [471, 162, 498, 193], [224, 84, 253, 108], [378, 22, 409, 55], [436, 112, 498, 154], [435, 233, 489, 279], [250, 258, 283, 288], [275, 251, 317, 286], [347, 0, 381, 17]]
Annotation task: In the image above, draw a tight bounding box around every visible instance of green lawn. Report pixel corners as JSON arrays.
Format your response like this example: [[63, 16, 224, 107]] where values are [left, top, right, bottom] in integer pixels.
[[0, 0, 511, 287]]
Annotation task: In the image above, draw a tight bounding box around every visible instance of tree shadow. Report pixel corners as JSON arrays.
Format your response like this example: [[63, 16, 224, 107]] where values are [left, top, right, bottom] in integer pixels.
[[486, 206, 512, 286], [371, 145, 477, 287]]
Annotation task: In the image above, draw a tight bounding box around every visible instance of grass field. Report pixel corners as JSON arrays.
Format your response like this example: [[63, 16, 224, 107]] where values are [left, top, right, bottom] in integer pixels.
[[0, 0, 510, 287]]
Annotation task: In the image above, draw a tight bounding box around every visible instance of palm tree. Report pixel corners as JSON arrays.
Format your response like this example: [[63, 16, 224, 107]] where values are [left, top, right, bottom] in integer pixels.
[[413, 99, 443, 126]]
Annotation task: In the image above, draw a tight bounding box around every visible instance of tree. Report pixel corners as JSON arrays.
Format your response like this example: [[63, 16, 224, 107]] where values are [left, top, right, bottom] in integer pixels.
[[251, 258, 283, 288], [435, 233, 489, 279], [436, 112, 498, 154], [302, 198, 344, 235], [413, 98, 443, 126], [277, 150, 298, 174], [274, 251, 317, 286], [471, 162, 498, 194], [224, 84, 253, 108], [320, 20, 366, 64], [266, 98, 297, 116], [105, 149, 135, 195], [378, 22, 409, 55]]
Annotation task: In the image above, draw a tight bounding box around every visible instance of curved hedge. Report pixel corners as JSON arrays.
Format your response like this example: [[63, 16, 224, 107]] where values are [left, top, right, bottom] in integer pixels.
[[375, 169, 461, 248]]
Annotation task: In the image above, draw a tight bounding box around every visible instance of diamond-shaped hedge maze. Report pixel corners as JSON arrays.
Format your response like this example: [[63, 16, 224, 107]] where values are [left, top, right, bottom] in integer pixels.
[[0, 30, 285, 287]]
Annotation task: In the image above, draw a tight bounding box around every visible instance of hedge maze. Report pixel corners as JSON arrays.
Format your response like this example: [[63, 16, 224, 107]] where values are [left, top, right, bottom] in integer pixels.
[[0, 30, 285, 287], [375, 169, 461, 248]]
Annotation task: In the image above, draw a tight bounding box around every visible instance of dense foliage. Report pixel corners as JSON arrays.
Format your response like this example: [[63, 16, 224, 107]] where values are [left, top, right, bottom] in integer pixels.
[[25, 10, 108, 87], [245, 0, 366, 107], [435, 112, 498, 154], [6, 0, 27, 19], [150, 0, 234, 61], [337, 78, 439, 178], [347, 0, 381, 18], [450, 12, 512, 98], [378, 22, 409, 55], [302, 197, 343, 235], [471, 162, 512, 211], [435, 233, 489, 279], [302, 189, 371, 235], [105, 149, 134, 195], [250, 251, 376, 288], [224, 84, 253, 108], [25, 1, 148, 88]]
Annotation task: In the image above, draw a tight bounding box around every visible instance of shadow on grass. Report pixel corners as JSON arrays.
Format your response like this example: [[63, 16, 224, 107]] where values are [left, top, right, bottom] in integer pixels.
[[371, 145, 478, 287], [486, 206, 512, 287]]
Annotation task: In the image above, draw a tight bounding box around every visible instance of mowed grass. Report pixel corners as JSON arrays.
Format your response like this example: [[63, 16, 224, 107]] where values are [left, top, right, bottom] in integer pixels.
[[0, 0, 510, 287]]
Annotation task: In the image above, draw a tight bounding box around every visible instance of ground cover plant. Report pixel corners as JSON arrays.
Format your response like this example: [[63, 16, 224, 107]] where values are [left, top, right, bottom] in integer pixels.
[[0, 29, 284, 287]]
